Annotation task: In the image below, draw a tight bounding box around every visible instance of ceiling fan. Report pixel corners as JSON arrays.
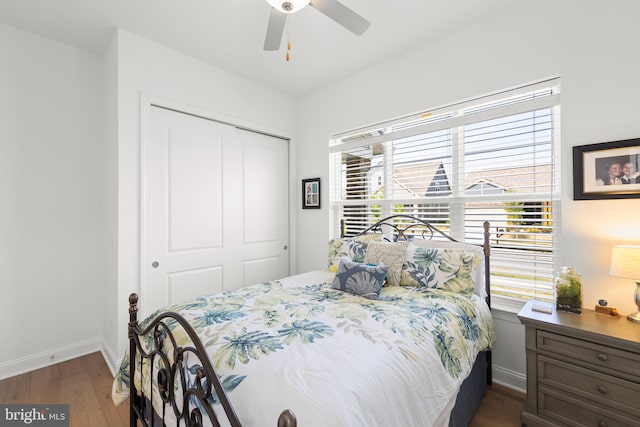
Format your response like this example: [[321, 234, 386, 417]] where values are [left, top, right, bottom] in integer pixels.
[[264, 0, 371, 51]]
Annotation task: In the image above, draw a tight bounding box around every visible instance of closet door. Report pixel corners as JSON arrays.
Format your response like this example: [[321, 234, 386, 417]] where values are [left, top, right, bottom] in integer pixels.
[[234, 128, 290, 287], [142, 105, 289, 313]]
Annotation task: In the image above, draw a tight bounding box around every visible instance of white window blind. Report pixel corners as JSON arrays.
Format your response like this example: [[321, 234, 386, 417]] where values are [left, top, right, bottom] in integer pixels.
[[329, 79, 561, 303]]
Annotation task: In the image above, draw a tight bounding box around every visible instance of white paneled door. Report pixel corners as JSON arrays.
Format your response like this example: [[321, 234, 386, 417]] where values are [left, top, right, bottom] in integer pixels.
[[142, 105, 289, 313]]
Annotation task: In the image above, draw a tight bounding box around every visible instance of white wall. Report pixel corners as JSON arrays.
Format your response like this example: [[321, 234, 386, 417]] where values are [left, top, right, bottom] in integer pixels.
[[107, 29, 299, 366], [0, 23, 105, 378], [296, 0, 640, 390]]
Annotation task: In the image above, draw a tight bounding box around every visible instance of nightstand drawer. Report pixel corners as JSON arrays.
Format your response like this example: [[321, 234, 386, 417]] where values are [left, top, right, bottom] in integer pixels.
[[539, 387, 638, 427], [538, 355, 640, 416], [537, 330, 640, 378]]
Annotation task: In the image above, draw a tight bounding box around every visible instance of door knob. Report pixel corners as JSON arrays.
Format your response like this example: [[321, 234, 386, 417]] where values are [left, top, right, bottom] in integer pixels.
[[152, 261, 159, 268]]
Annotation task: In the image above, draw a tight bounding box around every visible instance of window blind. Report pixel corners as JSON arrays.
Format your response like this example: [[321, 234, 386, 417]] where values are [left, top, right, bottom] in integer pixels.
[[329, 79, 561, 303]]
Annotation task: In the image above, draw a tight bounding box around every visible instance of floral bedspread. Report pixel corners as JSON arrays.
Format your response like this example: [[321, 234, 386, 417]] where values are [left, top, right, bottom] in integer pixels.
[[112, 271, 494, 426]]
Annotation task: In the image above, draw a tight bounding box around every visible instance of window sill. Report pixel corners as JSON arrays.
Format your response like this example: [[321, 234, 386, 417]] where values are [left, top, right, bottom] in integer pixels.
[[490, 296, 527, 314]]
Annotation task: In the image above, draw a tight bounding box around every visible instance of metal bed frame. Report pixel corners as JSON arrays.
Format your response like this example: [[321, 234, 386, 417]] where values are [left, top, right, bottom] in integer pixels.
[[126, 214, 492, 426], [127, 295, 297, 427]]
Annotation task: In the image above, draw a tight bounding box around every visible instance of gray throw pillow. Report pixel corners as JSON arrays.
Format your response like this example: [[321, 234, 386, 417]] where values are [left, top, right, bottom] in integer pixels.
[[331, 257, 388, 300]]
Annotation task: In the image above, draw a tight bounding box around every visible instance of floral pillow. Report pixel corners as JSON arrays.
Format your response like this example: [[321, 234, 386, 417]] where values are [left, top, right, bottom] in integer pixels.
[[327, 234, 382, 272], [400, 244, 481, 297], [409, 238, 486, 297], [331, 257, 388, 300], [364, 240, 409, 286]]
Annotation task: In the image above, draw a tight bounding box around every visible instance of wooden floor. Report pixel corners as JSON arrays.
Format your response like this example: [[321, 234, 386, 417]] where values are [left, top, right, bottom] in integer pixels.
[[0, 352, 129, 427], [0, 352, 524, 426], [469, 382, 525, 427]]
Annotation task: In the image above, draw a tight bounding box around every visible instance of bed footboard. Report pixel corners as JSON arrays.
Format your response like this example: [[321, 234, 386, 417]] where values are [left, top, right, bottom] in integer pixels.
[[128, 293, 297, 427]]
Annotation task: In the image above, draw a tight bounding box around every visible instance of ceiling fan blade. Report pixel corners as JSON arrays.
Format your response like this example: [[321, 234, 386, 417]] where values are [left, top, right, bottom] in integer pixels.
[[310, 0, 371, 36], [264, 8, 287, 50]]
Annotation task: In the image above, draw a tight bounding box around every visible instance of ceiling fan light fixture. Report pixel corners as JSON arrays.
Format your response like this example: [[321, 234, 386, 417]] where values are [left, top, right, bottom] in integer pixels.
[[266, 0, 310, 13]]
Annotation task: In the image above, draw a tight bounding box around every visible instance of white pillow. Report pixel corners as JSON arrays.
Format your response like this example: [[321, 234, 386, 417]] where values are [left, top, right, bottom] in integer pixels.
[[408, 238, 486, 297], [364, 240, 409, 286]]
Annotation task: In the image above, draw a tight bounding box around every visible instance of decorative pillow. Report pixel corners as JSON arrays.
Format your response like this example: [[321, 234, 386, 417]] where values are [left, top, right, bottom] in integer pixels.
[[331, 258, 388, 299], [326, 234, 383, 272], [400, 244, 481, 297], [364, 240, 409, 286], [409, 239, 486, 296], [327, 238, 345, 271]]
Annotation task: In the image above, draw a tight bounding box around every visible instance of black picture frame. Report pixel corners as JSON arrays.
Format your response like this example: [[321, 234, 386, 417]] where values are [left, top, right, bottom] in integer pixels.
[[302, 178, 321, 209], [573, 137, 640, 200]]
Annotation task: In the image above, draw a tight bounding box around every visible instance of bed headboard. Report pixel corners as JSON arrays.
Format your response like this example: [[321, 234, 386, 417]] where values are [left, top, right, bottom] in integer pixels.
[[341, 214, 491, 306], [342, 214, 457, 242]]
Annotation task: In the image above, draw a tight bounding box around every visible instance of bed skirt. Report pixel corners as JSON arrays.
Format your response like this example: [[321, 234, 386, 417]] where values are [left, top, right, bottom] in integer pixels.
[[449, 351, 488, 427]]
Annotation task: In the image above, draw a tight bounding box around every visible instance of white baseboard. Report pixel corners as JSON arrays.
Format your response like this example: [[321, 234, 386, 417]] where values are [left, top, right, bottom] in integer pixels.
[[0, 337, 101, 381], [492, 364, 526, 393], [100, 338, 121, 377]]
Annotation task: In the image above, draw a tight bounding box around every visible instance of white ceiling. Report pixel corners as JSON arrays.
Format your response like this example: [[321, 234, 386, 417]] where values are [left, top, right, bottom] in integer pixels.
[[0, 0, 512, 97]]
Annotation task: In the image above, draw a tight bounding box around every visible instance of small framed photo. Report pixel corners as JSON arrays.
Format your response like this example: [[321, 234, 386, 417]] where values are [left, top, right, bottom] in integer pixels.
[[573, 138, 640, 200], [302, 178, 321, 209]]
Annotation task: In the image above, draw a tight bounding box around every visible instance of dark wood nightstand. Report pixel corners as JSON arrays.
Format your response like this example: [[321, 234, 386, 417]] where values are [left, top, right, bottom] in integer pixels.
[[517, 300, 640, 427]]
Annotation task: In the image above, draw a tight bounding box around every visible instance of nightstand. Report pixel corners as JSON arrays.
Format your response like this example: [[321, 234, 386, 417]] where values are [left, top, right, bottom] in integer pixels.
[[518, 300, 640, 427]]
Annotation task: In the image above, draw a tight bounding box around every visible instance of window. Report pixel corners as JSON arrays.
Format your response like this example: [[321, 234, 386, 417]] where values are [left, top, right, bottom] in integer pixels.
[[329, 79, 561, 305]]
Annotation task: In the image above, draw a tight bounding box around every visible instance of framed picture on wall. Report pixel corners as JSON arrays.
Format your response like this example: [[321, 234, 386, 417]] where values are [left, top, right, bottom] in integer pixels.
[[573, 138, 640, 200], [302, 178, 321, 209]]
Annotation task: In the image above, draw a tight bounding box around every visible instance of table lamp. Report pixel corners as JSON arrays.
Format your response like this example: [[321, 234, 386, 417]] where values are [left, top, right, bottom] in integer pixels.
[[609, 245, 640, 324]]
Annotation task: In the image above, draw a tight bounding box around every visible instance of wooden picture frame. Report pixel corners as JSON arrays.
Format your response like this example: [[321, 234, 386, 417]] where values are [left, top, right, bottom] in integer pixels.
[[302, 178, 321, 209], [573, 138, 640, 200]]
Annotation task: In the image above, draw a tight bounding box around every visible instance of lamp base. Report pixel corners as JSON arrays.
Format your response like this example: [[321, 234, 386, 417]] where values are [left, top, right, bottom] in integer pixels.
[[628, 310, 640, 324]]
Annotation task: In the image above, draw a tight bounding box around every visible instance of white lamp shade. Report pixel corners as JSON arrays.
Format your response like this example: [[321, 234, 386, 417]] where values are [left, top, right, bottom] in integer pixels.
[[266, 0, 310, 13], [610, 245, 640, 279]]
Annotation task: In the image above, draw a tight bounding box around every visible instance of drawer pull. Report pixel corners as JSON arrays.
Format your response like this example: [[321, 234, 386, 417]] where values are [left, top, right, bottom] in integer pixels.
[[597, 385, 608, 394], [597, 353, 608, 362], [598, 421, 607, 427]]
